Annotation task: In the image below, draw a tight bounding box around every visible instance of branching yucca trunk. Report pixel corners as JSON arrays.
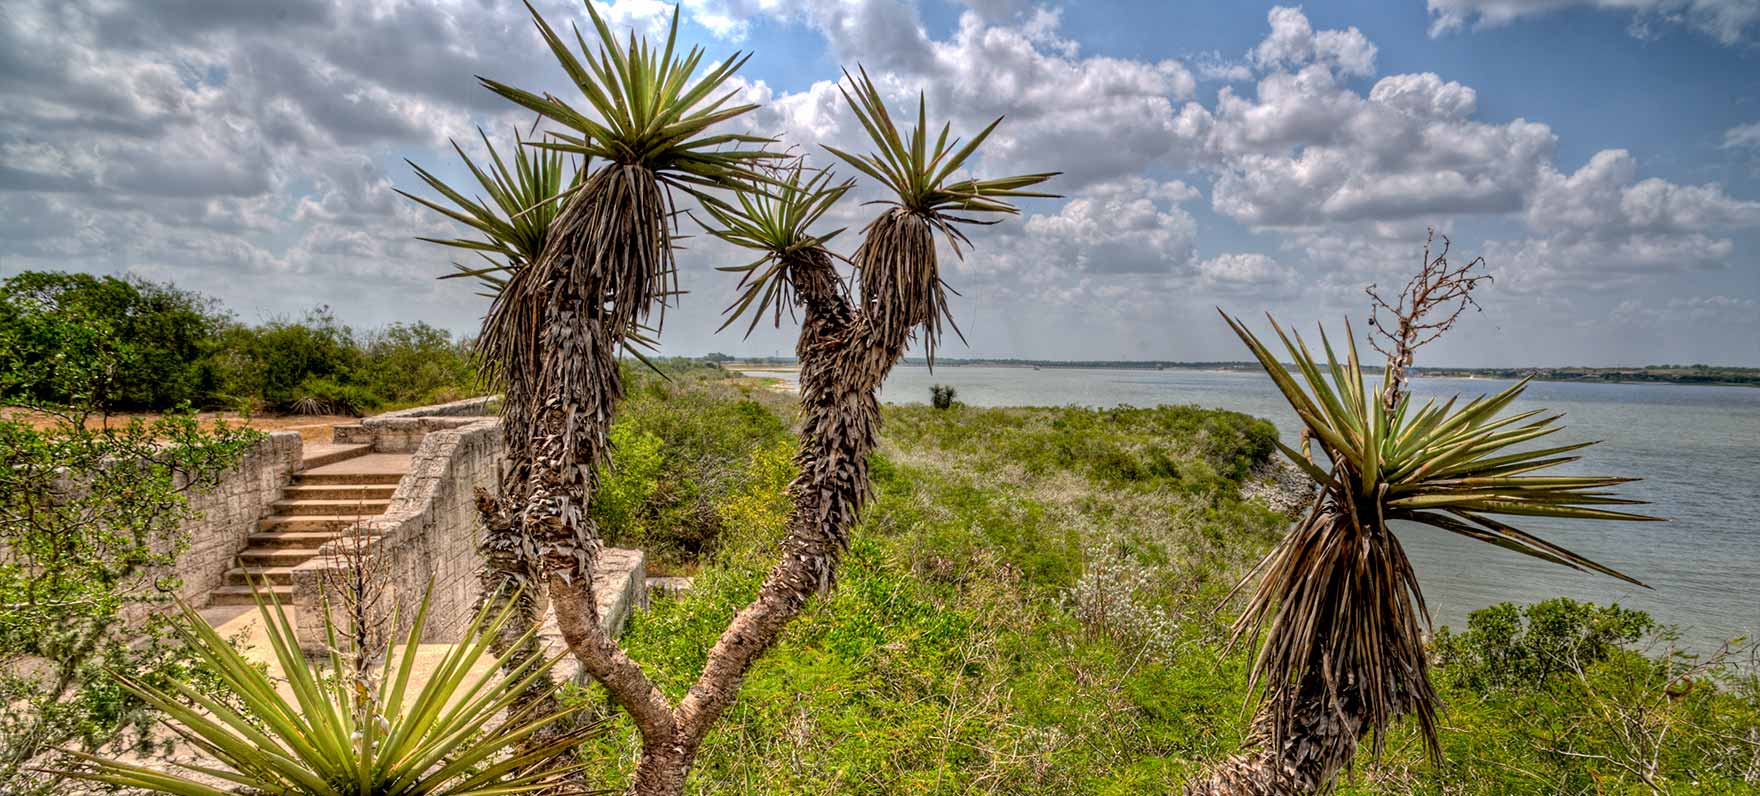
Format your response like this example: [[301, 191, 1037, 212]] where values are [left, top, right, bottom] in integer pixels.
[[560, 242, 919, 795]]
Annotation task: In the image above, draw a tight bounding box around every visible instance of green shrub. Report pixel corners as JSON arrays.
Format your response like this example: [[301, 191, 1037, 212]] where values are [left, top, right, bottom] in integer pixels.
[[1434, 597, 1656, 692], [0, 406, 260, 792], [930, 383, 957, 409], [1, 271, 484, 415], [211, 307, 363, 411], [0, 271, 225, 409], [359, 322, 477, 406], [589, 360, 791, 568]]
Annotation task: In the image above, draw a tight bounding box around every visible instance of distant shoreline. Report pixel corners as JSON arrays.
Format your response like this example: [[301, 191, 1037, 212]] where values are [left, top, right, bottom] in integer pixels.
[[721, 360, 1760, 389]]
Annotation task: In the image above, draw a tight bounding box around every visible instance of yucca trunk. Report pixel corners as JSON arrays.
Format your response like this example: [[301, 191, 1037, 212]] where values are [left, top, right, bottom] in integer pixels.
[[1184, 680, 1367, 795], [468, 164, 673, 783], [619, 231, 927, 792], [1187, 505, 1434, 796]]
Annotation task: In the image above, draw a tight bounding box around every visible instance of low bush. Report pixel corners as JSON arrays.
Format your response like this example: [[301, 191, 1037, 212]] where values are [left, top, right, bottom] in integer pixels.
[[1, 270, 483, 415], [589, 361, 792, 569], [0, 405, 260, 793], [1434, 597, 1657, 692]]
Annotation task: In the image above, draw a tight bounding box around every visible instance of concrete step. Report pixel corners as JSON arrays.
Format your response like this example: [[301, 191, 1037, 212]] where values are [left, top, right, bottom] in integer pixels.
[[271, 498, 390, 517], [236, 546, 324, 567], [209, 585, 295, 606], [299, 443, 372, 470], [247, 530, 345, 548], [224, 566, 297, 587], [259, 515, 378, 533], [282, 484, 397, 501], [295, 468, 404, 489]]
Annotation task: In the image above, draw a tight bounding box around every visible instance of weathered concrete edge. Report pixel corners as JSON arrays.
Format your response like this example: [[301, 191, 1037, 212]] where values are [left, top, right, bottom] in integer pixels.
[[332, 395, 499, 452], [376, 394, 500, 419]]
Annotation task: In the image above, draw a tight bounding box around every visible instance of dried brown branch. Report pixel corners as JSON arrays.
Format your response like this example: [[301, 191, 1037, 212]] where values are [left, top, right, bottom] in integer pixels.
[[1366, 228, 1492, 410]]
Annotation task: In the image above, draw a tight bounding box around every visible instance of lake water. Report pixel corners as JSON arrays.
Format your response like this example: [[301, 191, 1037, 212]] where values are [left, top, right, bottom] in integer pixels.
[[750, 365, 1760, 651]]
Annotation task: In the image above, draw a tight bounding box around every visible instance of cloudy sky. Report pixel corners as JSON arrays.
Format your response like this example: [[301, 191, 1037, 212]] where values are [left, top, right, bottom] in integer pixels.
[[3, 0, 1758, 366]]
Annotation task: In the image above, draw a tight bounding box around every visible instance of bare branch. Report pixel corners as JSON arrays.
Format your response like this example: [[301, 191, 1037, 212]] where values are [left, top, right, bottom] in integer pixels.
[[1365, 228, 1492, 410]]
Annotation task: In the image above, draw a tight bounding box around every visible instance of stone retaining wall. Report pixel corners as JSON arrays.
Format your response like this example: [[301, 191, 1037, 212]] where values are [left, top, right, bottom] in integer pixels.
[[175, 431, 302, 605], [292, 418, 500, 645], [332, 395, 499, 453], [289, 396, 646, 650]]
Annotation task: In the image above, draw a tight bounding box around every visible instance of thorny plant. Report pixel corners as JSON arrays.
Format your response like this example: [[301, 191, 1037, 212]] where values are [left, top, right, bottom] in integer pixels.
[[314, 517, 393, 702]]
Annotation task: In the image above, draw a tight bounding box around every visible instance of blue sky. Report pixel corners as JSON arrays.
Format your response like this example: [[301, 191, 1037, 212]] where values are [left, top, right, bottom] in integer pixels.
[[2, 0, 1757, 366]]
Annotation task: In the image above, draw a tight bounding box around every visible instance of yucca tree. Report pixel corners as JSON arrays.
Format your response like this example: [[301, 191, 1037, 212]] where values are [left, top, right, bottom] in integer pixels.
[[823, 67, 1059, 363], [469, 0, 773, 592], [659, 77, 1053, 786], [58, 588, 596, 796], [1188, 274, 1660, 792], [399, 127, 578, 731], [460, 3, 775, 793], [403, 123, 659, 691]]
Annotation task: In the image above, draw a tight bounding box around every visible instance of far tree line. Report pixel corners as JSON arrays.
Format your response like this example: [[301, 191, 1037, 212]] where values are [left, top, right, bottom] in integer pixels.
[[0, 270, 478, 415]]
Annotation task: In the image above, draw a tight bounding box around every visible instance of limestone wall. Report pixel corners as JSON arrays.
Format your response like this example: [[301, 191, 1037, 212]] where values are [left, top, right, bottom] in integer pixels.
[[293, 418, 501, 644], [288, 395, 646, 650], [175, 431, 302, 604]]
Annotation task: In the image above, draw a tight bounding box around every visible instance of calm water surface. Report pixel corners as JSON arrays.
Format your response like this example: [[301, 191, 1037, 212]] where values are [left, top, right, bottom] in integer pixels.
[[752, 365, 1760, 650]]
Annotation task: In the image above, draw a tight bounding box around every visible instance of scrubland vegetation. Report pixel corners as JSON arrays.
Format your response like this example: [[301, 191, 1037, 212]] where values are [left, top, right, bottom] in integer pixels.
[[11, 0, 1756, 791], [0, 270, 477, 416], [566, 363, 1760, 794]]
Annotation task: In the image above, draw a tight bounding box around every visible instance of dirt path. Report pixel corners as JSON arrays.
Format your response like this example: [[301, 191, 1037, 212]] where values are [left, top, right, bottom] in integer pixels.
[[0, 408, 355, 443]]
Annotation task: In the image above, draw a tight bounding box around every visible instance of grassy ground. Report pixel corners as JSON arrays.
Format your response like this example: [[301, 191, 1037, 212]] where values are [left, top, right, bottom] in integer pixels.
[[570, 366, 1760, 794]]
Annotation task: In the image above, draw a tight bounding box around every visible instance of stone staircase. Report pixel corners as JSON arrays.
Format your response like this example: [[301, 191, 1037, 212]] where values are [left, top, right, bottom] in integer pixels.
[[209, 445, 410, 606]]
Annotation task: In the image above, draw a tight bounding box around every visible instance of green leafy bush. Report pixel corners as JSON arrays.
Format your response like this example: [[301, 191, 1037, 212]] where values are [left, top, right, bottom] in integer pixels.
[[589, 361, 791, 568], [0, 271, 225, 409], [2, 271, 483, 415], [0, 405, 260, 792], [211, 307, 363, 411], [359, 322, 478, 406], [1434, 598, 1657, 692]]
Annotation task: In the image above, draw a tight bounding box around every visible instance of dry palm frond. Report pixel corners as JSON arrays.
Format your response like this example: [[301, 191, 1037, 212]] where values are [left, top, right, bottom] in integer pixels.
[[696, 163, 854, 335], [824, 66, 1058, 361], [1221, 309, 1661, 763], [399, 128, 669, 375]]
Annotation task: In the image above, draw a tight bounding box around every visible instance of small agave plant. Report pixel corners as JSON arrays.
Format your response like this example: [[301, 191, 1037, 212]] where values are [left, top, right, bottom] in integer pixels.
[[58, 588, 596, 796]]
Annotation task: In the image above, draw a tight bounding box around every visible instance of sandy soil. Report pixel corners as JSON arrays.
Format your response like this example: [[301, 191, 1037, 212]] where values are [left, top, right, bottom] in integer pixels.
[[0, 407, 355, 443]]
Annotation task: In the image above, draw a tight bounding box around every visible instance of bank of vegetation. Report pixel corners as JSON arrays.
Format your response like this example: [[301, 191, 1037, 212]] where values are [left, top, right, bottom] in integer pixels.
[[0, 270, 478, 416], [8, 0, 1757, 790], [543, 363, 1758, 794]]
